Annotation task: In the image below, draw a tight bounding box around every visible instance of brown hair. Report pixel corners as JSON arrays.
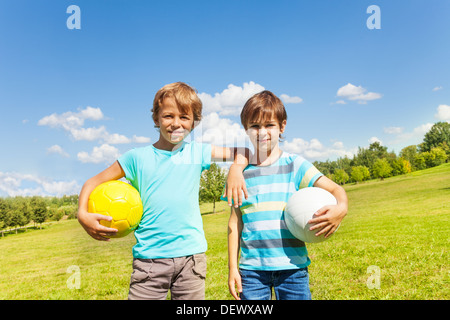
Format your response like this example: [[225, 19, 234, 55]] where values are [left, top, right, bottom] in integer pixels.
[[240, 90, 287, 131], [152, 82, 202, 127]]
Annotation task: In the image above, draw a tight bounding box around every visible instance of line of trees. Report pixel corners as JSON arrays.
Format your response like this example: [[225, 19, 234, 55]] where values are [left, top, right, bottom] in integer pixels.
[[0, 195, 78, 236], [313, 122, 450, 185]]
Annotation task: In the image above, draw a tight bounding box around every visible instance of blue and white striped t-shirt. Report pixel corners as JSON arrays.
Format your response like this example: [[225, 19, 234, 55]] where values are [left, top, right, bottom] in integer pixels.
[[237, 152, 323, 271]]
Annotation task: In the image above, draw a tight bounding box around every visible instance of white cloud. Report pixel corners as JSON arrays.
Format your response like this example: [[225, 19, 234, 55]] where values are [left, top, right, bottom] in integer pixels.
[[368, 136, 383, 145], [198, 81, 265, 116], [70, 126, 108, 141], [280, 94, 303, 104], [47, 145, 70, 158], [132, 135, 151, 143], [38, 106, 150, 144], [193, 112, 249, 147], [387, 123, 434, 147], [413, 123, 434, 136], [435, 104, 450, 122], [77, 144, 121, 164], [0, 172, 80, 197], [281, 138, 356, 161], [198, 81, 303, 115], [337, 83, 382, 104], [38, 106, 104, 129], [384, 127, 404, 134], [432, 86, 443, 92]]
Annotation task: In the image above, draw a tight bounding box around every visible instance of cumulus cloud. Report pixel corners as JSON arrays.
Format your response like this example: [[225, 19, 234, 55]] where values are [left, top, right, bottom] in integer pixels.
[[198, 81, 265, 116], [336, 83, 382, 104], [387, 123, 434, 146], [198, 81, 303, 116], [368, 136, 383, 145], [38, 106, 104, 129], [77, 144, 121, 164], [0, 172, 80, 197], [432, 86, 443, 92], [280, 94, 303, 104], [47, 145, 70, 158], [193, 112, 249, 147], [38, 106, 150, 145], [384, 127, 404, 134], [435, 104, 450, 122], [281, 138, 356, 161]]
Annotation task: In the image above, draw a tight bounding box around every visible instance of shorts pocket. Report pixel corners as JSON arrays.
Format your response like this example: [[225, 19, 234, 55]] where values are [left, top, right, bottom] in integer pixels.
[[130, 258, 153, 284], [191, 253, 207, 280]]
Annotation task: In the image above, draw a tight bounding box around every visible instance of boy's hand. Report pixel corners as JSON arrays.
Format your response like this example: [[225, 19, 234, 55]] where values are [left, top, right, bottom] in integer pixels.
[[78, 210, 118, 241], [228, 268, 242, 300], [308, 203, 347, 238], [224, 164, 248, 208]]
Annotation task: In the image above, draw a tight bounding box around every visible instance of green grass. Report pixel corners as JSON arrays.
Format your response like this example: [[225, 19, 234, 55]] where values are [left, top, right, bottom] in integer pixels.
[[0, 164, 449, 299]]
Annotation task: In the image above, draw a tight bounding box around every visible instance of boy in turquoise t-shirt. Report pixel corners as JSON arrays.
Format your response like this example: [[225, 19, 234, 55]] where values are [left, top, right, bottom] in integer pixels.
[[226, 90, 348, 300], [78, 82, 249, 300]]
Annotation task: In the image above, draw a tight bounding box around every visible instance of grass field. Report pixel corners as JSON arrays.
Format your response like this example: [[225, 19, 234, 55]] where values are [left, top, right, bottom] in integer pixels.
[[0, 164, 449, 300]]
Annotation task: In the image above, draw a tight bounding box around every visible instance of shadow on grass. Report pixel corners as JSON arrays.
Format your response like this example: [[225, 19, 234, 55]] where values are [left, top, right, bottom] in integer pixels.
[[201, 209, 229, 216], [0, 225, 49, 239]]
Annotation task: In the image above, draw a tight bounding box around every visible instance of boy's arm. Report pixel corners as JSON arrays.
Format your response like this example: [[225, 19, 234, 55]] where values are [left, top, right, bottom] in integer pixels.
[[78, 161, 125, 241], [309, 176, 348, 238], [228, 206, 243, 300], [211, 146, 250, 207]]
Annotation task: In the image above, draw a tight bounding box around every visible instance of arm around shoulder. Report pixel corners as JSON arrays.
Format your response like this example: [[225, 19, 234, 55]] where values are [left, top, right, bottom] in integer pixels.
[[211, 146, 251, 207]]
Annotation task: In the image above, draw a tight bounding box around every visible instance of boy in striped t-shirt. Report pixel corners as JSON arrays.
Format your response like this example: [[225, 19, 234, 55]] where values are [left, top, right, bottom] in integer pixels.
[[226, 90, 348, 300]]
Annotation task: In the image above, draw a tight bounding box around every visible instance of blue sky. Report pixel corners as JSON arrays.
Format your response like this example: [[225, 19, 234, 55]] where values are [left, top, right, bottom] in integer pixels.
[[0, 0, 449, 197]]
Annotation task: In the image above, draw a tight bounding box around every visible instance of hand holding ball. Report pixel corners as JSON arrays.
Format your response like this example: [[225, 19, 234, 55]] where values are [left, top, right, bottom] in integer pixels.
[[285, 187, 338, 243], [88, 180, 143, 238]]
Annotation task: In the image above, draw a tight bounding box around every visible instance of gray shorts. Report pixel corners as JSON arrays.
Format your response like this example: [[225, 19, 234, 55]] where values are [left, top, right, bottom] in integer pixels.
[[128, 253, 206, 300]]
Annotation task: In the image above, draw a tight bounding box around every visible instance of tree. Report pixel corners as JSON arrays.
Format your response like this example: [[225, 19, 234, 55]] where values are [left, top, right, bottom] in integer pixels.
[[421, 122, 450, 153], [10, 197, 32, 232], [333, 169, 349, 185], [351, 165, 371, 183], [400, 145, 418, 170], [199, 163, 227, 213], [0, 198, 8, 236], [352, 141, 389, 173], [372, 158, 393, 181], [423, 147, 448, 168], [391, 157, 412, 176], [30, 196, 48, 228], [414, 153, 427, 170]]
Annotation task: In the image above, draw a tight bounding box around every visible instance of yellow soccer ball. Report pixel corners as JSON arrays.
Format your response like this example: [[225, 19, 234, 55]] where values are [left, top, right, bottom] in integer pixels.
[[88, 180, 143, 238]]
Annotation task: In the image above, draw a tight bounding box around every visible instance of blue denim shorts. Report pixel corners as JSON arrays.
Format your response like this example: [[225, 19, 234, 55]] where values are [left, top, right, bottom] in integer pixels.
[[239, 268, 311, 300]]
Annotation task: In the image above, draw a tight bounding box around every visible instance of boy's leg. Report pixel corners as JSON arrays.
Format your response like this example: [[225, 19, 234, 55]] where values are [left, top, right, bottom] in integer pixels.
[[170, 253, 206, 300], [128, 258, 173, 300], [273, 268, 311, 300], [239, 269, 272, 300]]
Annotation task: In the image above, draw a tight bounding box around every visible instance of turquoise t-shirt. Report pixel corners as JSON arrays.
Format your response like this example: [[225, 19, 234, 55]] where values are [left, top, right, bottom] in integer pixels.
[[118, 141, 212, 259]]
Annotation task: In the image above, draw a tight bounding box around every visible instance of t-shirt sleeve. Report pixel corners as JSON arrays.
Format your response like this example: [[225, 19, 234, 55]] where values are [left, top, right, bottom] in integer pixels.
[[294, 156, 323, 190], [117, 149, 137, 183]]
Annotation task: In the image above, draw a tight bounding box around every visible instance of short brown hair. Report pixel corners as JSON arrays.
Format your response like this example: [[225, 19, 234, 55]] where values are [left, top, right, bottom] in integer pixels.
[[152, 82, 202, 126], [240, 90, 287, 130]]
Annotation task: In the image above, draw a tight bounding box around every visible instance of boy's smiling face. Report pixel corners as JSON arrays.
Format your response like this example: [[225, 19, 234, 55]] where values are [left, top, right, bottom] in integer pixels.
[[154, 97, 194, 150], [246, 116, 286, 154]]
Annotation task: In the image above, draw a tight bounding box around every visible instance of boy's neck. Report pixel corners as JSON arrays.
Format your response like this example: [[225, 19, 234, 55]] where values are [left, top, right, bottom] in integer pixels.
[[252, 146, 283, 166], [153, 138, 184, 152]]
